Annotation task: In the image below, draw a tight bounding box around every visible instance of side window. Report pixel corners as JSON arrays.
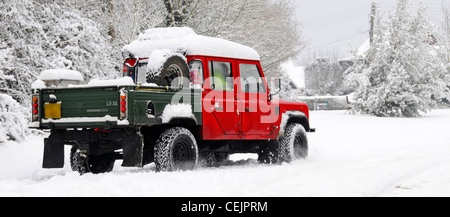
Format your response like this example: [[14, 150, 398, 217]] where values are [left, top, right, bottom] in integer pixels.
[[189, 60, 204, 87], [239, 64, 266, 93], [208, 61, 234, 91]]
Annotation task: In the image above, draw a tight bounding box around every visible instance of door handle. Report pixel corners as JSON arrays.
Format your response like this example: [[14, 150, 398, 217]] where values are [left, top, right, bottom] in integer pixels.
[[245, 108, 253, 112], [214, 103, 224, 111]]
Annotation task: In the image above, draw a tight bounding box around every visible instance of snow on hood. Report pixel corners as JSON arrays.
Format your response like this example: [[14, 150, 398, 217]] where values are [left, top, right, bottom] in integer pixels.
[[39, 69, 84, 81], [123, 27, 260, 61]]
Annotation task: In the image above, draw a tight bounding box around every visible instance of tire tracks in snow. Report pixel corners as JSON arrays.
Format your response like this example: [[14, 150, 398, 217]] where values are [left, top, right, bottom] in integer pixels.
[[368, 159, 447, 197]]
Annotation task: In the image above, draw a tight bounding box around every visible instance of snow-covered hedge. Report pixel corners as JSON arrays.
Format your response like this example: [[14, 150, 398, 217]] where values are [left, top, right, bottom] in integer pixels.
[[0, 94, 28, 143]]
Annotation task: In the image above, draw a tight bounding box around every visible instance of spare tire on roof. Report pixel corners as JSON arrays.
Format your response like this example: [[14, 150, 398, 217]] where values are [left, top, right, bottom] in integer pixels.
[[147, 55, 190, 88]]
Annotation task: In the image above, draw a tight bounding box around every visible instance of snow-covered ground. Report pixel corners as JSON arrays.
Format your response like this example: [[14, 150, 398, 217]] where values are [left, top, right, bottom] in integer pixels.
[[1, 110, 450, 197]]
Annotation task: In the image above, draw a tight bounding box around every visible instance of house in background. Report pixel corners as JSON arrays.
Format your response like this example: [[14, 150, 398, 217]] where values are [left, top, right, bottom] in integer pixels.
[[339, 38, 370, 71], [281, 61, 306, 95]]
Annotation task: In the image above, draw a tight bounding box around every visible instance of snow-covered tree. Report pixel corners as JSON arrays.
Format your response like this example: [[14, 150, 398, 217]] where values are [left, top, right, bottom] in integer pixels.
[[441, 3, 450, 39], [305, 57, 345, 96], [81, 0, 166, 45], [441, 4, 450, 93], [0, 0, 117, 104], [110, 0, 166, 45], [86, 0, 303, 79], [164, 0, 202, 27], [186, 0, 303, 77], [0, 94, 28, 143], [345, 0, 449, 117]]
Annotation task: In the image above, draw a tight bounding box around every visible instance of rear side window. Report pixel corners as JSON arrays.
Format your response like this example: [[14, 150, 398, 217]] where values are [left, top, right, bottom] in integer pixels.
[[239, 64, 266, 93], [208, 61, 234, 91], [189, 60, 204, 87]]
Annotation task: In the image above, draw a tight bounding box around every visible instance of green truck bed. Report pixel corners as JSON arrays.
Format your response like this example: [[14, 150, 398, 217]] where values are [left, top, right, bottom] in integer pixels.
[[32, 85, 202, 129]]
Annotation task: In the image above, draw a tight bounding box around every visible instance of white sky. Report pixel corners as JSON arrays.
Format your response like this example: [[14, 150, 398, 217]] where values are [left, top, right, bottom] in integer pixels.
[[295, 0, 449, 64]]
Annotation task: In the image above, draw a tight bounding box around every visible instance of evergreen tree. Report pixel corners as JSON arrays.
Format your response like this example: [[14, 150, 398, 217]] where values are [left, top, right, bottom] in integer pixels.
[[345, 0, 448, 117]]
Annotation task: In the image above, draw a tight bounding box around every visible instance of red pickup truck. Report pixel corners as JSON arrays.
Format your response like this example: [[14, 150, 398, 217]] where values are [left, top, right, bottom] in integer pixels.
[[32, 27, 314, 174]]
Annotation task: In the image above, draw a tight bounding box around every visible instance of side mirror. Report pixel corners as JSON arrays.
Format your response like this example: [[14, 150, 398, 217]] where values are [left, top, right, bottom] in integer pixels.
[[272, 78, 281, 95], [245, 84, 250, 93]]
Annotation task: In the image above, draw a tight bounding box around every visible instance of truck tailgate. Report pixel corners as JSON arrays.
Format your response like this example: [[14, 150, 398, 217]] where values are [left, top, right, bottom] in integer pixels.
[[39, 87, 123, 128]]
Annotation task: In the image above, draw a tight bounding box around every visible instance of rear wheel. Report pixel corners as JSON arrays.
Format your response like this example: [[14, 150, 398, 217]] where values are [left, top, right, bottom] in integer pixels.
[[154, 127, 199, 172], [278, 123, 308, 163], [201, 152, 230, 167], [70, 146, 116, 175]]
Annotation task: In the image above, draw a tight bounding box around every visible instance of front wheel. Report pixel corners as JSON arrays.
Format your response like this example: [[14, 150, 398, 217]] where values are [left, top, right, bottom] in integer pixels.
[[154, 127, 199, 172], [278, 123, 308, 163]]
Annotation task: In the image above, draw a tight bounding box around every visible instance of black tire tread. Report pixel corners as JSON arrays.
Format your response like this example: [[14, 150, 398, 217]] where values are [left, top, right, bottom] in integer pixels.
[[154, 127, 198, 172], [278, 123, 308, 163]]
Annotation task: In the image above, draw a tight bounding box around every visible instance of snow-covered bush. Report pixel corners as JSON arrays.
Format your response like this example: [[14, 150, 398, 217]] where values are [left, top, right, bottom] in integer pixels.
[[345, 0, 449, 117], [305, 58, 345, 96], [0, 94, 28, 143]]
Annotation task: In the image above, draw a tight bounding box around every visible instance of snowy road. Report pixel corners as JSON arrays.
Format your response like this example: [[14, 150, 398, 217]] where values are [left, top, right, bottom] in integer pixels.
[[1, 110, 450, 197]]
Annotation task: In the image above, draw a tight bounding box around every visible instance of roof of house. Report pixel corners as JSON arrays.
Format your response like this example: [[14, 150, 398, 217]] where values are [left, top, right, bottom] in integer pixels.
[[281, 61, 305, 89], [357, 39, 370, 56]]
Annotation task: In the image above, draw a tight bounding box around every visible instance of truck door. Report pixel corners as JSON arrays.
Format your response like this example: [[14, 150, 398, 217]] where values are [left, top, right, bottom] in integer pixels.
[[202, 59, 240, 137], [238, 61, 274, 136]]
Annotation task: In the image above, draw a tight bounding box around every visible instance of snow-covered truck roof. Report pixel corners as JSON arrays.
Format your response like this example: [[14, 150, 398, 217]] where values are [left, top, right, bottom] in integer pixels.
[[123, 27, 260, 61]]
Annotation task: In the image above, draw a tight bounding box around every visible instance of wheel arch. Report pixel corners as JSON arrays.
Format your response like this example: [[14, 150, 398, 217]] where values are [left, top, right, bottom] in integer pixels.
[[282, 111, 311, 132], [167, 117, 198, 126]]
